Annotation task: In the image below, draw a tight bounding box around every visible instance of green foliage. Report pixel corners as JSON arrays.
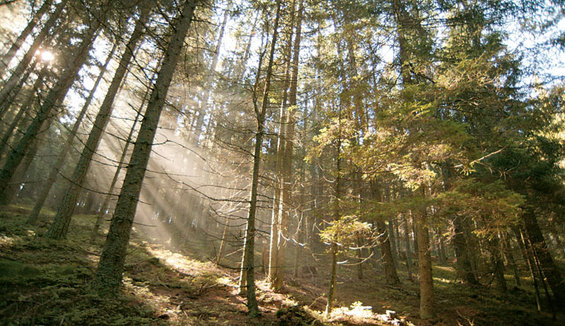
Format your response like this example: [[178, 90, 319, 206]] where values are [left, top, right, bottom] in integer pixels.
[[319, 215, 371, 252], [436, 179, 524, 237]]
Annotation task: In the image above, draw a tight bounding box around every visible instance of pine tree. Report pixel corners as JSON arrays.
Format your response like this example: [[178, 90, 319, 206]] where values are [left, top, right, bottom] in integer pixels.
[[92, 0, 198, 292]]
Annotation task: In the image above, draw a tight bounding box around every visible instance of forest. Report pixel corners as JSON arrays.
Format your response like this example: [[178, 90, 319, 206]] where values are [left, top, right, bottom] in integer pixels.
[[0, 0, 564, 325]]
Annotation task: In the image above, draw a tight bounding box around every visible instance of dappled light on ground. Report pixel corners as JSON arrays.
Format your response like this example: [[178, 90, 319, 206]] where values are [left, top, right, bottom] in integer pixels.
[[1, 205, 563, 326]]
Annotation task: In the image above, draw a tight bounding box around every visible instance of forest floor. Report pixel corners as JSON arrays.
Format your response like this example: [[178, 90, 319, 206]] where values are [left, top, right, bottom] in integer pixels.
[[0, 204, 562, 326]]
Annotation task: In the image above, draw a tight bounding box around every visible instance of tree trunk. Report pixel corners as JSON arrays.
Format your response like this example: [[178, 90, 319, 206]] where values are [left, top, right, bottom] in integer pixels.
[[216, 217, 230, 264], [0, 0, 53, 78], [0, 0, 106, 204], [503, 235, 521, 287], [437, 227, 447, 265], [0, 66, 46, 160], [416, 188, 434, 319], [0, 60, 38, 121], [377, 220, 401, 285], [371, 182, 400, 285], [240, 0, 282, 316], [522, 208, 565, 306], [268, 0, 295, 289], [489, 236, 507, 292], [90, 55, 157, 239], [403, 214, 414, 280], [47, 5, 150, 239], [0, 0, 66, 107], [2, 107, 57, 204], [452, 215, 479, 285], [192, 2, 230, 143], [325, 244, 338, 316], [388, 219, 400, 270], [518, 228, 542, 311], [27, 43, 117, 224], [92, 0, 197, 292]]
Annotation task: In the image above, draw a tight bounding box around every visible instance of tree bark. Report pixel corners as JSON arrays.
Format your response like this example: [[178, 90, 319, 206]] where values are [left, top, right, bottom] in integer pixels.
[[371, 182, 400, 285], [92, 0, 197, 292], [0, 60, 38, 122], [27, 43, 117, 224], [0, 0, 66, 106], [325, 244, 338, 316], [0, 2, 104, 204], [0, 0, 53, 78], [268, 0, 295, 289], [503, 235, 521, 287], [192, 2, 230, 143], [452, 215, 479, 285], [91, 76, 147, 239], [416, 199, 435, 319], [239, 0, 282, 316], [2, 106, 56, 204], [403, 214, 414, 280], [0, 65, 45, 160], [47, 5, 151, 239], [489, 236, 507, 292], [522, 208, 565, 306]]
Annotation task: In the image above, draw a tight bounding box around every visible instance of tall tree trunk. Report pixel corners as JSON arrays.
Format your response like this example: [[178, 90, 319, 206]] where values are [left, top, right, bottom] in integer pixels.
[[503, 234, 521, 287], [47, 5, 150, 239], [388, 219, 400, 270], [518, 228, 542, 311], [92, 0, 197, 292], [0, 0, 53, 78], [0, 65, 46, 159], [416, 188, 434, 319], [2, 109, 56, 204], [268, 0, 295, 289], [27, 43, 117, 224], [216, 217, 230, 264], [325, 96, 344, 317], [271, 0, 304, 291], [452, 215, 479, 285], [192, 2, 230, 142], [371, 182, 400, 285], [377, 219, 401, 285], [325, 243, 338, 316], [522, 208, 565, 306], [0, 3, 104, 204], [91, 75, 148, 239], [239, 0, 282, 316], [0, 0, 66, 106], [437, 227, 447, 265], [403, 214, 414, 280], [0, 60, 38, 121], [489, 236, 507, 292]]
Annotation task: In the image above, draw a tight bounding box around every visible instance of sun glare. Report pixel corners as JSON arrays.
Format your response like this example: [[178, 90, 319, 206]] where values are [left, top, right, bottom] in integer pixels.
[[39, 50, 55, 62]]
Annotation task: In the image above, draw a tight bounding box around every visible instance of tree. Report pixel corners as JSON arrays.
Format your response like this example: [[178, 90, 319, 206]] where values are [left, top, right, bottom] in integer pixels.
[[0, 0, 53, 78], [46, 2, 152, 239], [27, 43, 117, 224], [0, 0, 110, 205], [269, 0, 304, 291], [239, 0, 282, 316], [0, 0, 66, 107], [92, 0, 198, 292]]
